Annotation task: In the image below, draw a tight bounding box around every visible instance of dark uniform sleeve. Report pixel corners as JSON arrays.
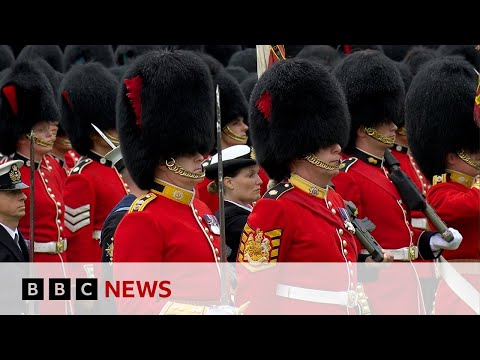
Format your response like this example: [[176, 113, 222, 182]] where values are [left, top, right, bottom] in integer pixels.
[[100, 210, 128, 262], [225, 212, 249, 262]]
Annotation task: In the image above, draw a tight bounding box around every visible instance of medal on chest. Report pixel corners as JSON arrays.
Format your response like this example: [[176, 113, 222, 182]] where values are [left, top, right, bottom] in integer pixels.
[[338, 207, 356, 234]]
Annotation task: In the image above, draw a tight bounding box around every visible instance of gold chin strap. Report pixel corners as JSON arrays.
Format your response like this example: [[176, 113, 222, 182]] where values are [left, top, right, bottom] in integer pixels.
[[396, 127, 407, 136], [58, 137, 72, 148], [303, 153, 340, 171], [105, 132, 120, 146], [165, 158, 205, 179], [457, 149, 480, 171], [26, 132, 54, 148], [364, 127, 395, 145], [222, 125, 248, 143]]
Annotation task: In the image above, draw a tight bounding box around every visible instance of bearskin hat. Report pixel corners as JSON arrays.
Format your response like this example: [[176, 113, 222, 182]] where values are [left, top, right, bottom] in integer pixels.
[[59, 62, 119, 155], [110, 65, 128, 82], [117, 50, 215, 190], [403, 46, 437, 76], [405, 57, 479, 182], [215, 70, 248, 127], [228, 48, 257, 73], [114, 45, 164, 66], [17, 45, 64, 72], [437, 45, 480, 69], [249, 58, 350, 182], [63, 45, 114, 71], [332, 49, 405, 154], [204, 45, 242, 66], [0, 45, 15, 72], [240, 73, 258, 102], [296, 45, 343, 71], [0, 60, 59, 155], [225, 66, 249, 84], [382, 45, 413, 62]]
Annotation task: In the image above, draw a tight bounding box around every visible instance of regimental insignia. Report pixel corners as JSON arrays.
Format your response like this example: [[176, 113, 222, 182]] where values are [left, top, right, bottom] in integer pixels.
[[338, 157, 358, 172], [203, 214, 220, 235], [8, 164, 21, 182], [238, 222, 281, 272], [68, 158, 91, 175], [367, 157, 378, 165], [262, 182, 293, 200], [172, 190, 183, 201], [106, 238, 114, 263], [129, 193, 157, 213], [432, 173, 447, 186]]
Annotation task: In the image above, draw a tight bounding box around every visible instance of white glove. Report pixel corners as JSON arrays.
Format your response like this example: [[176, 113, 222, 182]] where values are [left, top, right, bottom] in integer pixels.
[[430, 227, 463, 251], [207, 301, 250, 315]]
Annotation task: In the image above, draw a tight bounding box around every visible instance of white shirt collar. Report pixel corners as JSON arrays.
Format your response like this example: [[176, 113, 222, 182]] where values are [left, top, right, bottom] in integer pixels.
[[0, 223, 19, 242], [225, 199, 253, 212]]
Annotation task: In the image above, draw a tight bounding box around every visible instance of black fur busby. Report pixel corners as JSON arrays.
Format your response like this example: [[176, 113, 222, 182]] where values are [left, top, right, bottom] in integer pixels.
[[195, 52, 224, 75], [296, 45, 343, 71], [228, 48, 257, 73], [405, 57, 479, 182], [240, 73, 258, 102], [249, 58, 350, 182], [59, 62, 119, 155], [437, 45, 480, 70], [110, 65, 128, 81], [225, 66, 249, 84], [204, 45, 242, 67], [114, 45, 164, 66], [0, 60, 59, 155], [215, 70, 249, 127], [381, 45, 413, 62], [394, 61, 413, 94], [403, 46, 437, 76], [284, 45, 305, 58], [117, 50, 215, 190], [17, 45, 64, 72], [332, 49, 405, 154], [0, 45, 15, 72], [32, 58, 63, 99], [172, 45, 205, 52], [63, 45, 115, 71]]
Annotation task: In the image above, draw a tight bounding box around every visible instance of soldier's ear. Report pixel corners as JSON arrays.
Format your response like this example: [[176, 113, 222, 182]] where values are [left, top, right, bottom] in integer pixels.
[[446, 152, 459, 167], [357, 126, 367, 138]]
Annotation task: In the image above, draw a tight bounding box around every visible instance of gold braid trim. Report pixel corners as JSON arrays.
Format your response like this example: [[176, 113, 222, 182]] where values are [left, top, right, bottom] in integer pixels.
[[165, 158, 205, 179], [222, 125, 248, 143], [303, 153, 340, 171], [457, 149, 480, 171], [364, 127, 395, 145]]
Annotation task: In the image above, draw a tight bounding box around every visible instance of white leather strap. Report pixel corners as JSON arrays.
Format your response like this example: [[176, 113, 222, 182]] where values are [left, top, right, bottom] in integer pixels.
[[411, 218, 428, 230], [34, 239, 67, 254], [361, 246, 418, 261], [436, 256, 480, 314], [276, 283, 357, 307], [93, 230, 101, 240]]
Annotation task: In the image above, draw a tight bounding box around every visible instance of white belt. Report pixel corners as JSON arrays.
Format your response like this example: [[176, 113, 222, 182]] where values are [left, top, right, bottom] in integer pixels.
[[411, 218, 428, 230], [34, 239, 67, 254], [276, 284, 357, 308], [436, 256, 480, 314], [93, 230, 101, 240], [361, 246, 418, 261]]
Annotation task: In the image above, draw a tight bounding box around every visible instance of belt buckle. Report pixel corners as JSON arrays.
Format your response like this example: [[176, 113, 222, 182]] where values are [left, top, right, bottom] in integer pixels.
[[408, 246, 418, 261], [347, 290, 357, 308], [56, 240, 65, 253]]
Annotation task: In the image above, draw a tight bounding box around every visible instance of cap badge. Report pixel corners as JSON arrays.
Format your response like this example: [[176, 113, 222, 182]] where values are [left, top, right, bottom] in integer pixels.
[[9, 164, 21, 182]]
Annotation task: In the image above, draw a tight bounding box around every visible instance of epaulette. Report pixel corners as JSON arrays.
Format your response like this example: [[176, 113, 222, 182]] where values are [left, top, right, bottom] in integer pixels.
[[432, 173, 447, 185], [338, 157, 358, 172], [128, 193, 157, 213], [262, 182, 293, 200], [68, 158, 92, 175]]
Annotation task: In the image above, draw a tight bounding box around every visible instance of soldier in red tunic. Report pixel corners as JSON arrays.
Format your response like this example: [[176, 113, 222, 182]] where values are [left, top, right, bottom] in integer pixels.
[[331, 50, 462, 314], [0, 60, 68, 264], [234, 58, 365, 315], [113, 50, 241, 315], [406, 56, 480, 315], [60, 63, 129, 263], [196, 56, 269, 211]]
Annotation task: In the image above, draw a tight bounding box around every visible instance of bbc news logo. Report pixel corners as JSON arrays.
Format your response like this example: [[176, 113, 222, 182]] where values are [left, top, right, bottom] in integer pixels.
[[22, 279, 172, 300]]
